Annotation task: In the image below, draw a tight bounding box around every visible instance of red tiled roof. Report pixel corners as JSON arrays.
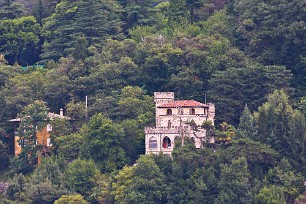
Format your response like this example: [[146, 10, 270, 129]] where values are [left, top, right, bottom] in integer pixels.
[[158, 100, 208, 108]]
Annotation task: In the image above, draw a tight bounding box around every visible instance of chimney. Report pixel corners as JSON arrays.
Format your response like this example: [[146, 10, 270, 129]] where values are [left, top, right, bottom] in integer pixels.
[[60, 108, 64, 116]]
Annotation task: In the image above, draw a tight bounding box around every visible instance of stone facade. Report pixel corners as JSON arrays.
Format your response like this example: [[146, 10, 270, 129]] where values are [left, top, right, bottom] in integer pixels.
[[145, 92, 215, 155]]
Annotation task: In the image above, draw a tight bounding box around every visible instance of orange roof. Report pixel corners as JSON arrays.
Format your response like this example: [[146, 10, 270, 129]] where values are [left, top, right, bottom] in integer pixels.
[[158, 100, 208, 108]]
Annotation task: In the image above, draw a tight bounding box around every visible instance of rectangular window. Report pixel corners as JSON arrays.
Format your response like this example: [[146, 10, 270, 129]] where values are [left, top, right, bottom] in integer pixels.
[[47, 124, 52, 132], [149, 139, 158, 148], [47, 138, 52, 146]]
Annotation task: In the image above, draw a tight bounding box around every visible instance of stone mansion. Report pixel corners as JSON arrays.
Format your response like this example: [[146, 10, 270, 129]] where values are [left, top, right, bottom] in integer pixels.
[[145, 92, 215, 155]]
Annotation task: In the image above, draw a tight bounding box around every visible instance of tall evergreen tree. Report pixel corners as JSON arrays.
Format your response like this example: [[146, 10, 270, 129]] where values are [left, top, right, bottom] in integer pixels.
[[41, 0, 123, 61], [167, 0, 188, 28], [117, 0, 160, 32], [237, 104, 257, 139], [254, 90, 306, 170]]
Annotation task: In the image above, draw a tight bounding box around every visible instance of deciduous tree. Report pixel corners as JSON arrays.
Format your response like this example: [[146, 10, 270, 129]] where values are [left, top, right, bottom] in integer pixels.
[[0, 16, 41, 65], [80, 114, 128, 172], [14, 100, 49, 173]]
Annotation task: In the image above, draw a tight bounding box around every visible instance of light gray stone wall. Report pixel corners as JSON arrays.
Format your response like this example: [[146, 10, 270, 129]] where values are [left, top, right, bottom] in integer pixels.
[[145, 92, 215, 155]]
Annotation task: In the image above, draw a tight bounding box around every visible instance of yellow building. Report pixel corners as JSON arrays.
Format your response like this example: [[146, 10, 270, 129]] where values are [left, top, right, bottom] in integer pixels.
[[10, 109, 70, 157]]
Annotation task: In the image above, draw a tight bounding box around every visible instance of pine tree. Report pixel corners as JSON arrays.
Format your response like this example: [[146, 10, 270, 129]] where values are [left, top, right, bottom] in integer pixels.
[[255, 90, 306, 170], [41, 0, 123, 61]]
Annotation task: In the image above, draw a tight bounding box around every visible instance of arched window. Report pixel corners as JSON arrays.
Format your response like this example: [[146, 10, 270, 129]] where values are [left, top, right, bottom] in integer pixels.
[[190, 108, 195, 115], [149, 137, 157, 149], [166, 109, 172, 115], [168, 120, 171, 128], [162, 137, 171, 148]]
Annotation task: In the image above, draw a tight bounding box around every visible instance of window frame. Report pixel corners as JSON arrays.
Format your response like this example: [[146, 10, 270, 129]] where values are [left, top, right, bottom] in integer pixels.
[[149, 137, 158, 149]]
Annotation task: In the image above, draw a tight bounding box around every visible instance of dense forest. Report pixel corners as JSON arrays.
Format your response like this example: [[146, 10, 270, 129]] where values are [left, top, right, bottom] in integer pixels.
[[0, 0, 305, 203]]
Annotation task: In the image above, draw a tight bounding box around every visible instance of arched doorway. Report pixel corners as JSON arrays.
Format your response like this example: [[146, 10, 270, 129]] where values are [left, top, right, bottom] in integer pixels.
[[162, 137, 171, 148]]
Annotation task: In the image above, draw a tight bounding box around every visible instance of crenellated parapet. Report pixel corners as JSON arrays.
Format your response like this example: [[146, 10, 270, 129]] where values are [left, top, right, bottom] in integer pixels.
[[145, 126, 180, 134]]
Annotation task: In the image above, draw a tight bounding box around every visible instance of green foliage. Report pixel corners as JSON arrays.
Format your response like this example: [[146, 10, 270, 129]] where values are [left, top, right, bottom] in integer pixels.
[[254, 90, 306, 170], [13, 100, 49, 174], [209, 65, 292, 125], [134, 36, 184, 92], [113, 155, 166, 204], [227, 0, 306, 96], [129, 25, 156, 42], [55, 134, 83, 161], [5, 156, 68, 204], [92, 173, 113, 204], [168, 144, 219, 203], [49, 118, 71, 153], [19, 0, 61, 25], [4, 173, 26, 201], [0, 16, 41, 65], [64, 159, 99, 201], [223, 138, 279, 179], [117, 86, 154, 121], [66, 100, 86, 130], [254, 185, 286, 204], [41, 0, 123, 61], [80, 114, 128, 172], [0, 0, 23, 20], [88, 58, 142, 94], [0, 1, 304, 203], [0, 140, 10, 169], [112, 165, 133, 203], [215, 157, 252, 204], [167, 0, 188, 28], [2, 68, 46, 115], [294, 193, 306, 204], [201, 9, 231, 38], [42, 56, 88, 112], [237, 105, 257, 140], [26, 179, 67, 204], [297, 96, 306, 118], [267, 159, 304, 203], [54, 194, 88, 204], [117, 0, 160, 32]]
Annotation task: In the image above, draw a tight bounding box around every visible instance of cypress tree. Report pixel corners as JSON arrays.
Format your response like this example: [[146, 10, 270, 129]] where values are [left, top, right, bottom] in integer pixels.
[[237, 104, 257, 140]]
